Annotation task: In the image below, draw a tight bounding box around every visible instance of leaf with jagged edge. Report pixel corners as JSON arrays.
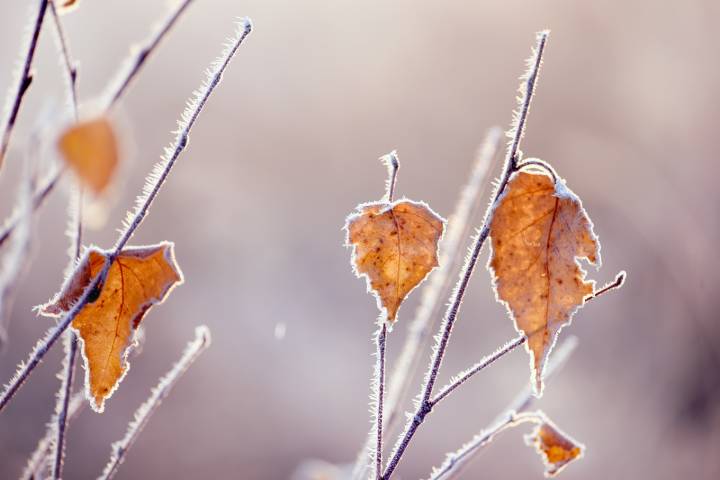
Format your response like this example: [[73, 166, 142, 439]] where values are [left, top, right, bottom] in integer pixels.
[[488, 168, 600, 395], [38, 242, 182, 412]]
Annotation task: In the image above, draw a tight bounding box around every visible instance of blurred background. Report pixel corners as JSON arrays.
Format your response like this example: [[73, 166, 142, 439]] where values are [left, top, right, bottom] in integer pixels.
[[1, 0, 718, 478]]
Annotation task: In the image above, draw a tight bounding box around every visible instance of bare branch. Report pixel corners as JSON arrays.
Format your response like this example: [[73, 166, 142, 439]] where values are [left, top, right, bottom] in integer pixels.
[[99, 326, 211, 480], [0, 0, 49, 165]]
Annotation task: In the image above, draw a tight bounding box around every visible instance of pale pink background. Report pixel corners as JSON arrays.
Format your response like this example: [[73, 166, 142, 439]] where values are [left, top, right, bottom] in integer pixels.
[[0, 0, 718, 478]]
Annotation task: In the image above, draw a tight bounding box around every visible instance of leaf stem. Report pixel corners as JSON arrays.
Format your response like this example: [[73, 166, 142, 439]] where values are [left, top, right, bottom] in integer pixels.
[[98, 326, 211, 480], [382, 151, 400, 203], [0, 0, 49, 165], [381, 31, 549, 479]]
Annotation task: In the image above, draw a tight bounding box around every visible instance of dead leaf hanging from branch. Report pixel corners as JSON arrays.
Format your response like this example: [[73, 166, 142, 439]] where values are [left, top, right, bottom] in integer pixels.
[[488, 168, 600, 395], [39, 242, 183, 412], [346, 199, 445, 323]]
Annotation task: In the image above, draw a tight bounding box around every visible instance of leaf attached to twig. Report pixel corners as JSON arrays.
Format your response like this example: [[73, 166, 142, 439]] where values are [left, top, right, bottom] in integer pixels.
[[57, 116, 118, 194], [525, 416, 584, 477], [39, 242, 183, 412], [488, 169, 600, 394], [346, 200, 444, 323]]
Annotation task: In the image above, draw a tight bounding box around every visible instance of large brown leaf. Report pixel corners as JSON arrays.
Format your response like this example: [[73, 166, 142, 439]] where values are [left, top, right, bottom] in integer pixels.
[[39, 242, 183, 412], [346, 200, 444, 323], [488, 170, 600, 394]]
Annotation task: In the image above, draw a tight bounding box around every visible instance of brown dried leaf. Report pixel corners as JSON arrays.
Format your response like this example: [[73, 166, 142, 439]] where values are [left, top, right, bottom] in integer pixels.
[[526, 417, 584, 477], [56, 0, 79, 14], [39, 242, 183, 412], [57, 117, 118, 194], [346, 200, 445, 323], [489, 169, 600, 394]]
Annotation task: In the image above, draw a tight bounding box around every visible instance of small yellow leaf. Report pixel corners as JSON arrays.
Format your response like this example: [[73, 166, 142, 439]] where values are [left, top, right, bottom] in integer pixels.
[[39, 242, 183, 412], [488, 169, 600, 394], [346, 200, 445, 322], [526, 418, 584, 477], [58, 117, 118, 194]]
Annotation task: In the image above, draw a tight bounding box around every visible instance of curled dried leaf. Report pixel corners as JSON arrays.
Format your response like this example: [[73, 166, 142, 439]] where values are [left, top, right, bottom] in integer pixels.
[[488, 169, 600, 395], [57, 116, 118, 194], [525, 416, 584, 477], [39, 242, 183, 412], [346, 200, 445, 323]]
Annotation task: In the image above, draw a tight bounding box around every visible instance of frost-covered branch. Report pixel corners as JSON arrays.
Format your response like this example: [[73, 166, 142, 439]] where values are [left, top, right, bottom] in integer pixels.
[[112, 17, 253, 254], [99, 326, 211, 480], [104, 0, 198, 108], [0, 0, 49, 165], [20, 391, 84, 480], [381, 31, 549, 479], [0, 0, 199, 250], [351, 128, 501, 480], [0, 17, 252, 414], [428, 337, 577, 480]]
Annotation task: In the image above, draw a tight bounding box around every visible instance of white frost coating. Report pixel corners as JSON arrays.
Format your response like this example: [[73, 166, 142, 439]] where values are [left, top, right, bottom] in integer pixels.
[[428, 338, 577, 480], [114, 17, 253, 252], [350, 128, 502, 480], [380, 150, 399, 202], [343, 196, 447, 330], [99, 326, 211, 480], [20, 391, 84, 480]]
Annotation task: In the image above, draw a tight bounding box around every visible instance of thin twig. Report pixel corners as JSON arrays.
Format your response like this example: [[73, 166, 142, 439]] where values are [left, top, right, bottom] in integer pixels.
[[351, 128, 502, 480], [430, 334, 526, 407], [99, 326, 211, 480], [374, 323, 387, 479], [20, 392, 84, 480], [428, 337, 577, 480], [49, 0, 78, 121], [0, 0, 49, 165], [0, 0, 199, 250], [382, 31, 549, 479], [104, 0, 197, 108], [585, 271, 626, 302], [0, 17, 253, 414], [515, 158, 557, 184], [112, 17, 252, 255], [51, 331, 79, 479]]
